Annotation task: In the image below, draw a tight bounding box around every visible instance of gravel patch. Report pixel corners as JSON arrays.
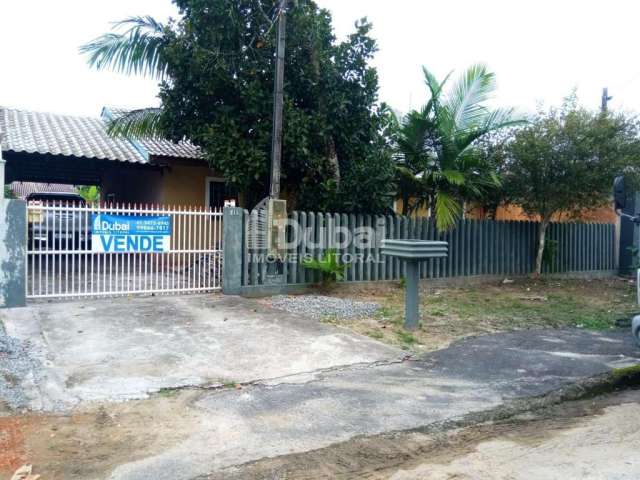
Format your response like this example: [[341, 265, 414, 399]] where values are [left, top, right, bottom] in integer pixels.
[[0, 328, 40, 411], [270, 295, 380, 320]]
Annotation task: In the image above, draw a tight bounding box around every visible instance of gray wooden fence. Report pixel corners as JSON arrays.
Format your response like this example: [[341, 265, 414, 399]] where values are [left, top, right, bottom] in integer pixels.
[[241, 211, 616, 287]]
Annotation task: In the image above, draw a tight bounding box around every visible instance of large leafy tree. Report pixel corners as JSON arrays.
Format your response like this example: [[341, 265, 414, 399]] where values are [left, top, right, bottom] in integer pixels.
[[505, 95, 640, 275], [473, 128, 516, 218], [81, 1, 393, 212], [392, 65, 522, 229]]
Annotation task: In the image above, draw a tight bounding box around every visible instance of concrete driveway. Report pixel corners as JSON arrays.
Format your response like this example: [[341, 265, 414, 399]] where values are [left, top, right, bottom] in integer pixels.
[[1, 294, 401, 410]]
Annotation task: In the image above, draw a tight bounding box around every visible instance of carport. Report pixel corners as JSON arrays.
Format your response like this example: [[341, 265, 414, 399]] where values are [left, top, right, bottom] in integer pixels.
[[0, 107, 225, 303], [1, 106, 163, 198]]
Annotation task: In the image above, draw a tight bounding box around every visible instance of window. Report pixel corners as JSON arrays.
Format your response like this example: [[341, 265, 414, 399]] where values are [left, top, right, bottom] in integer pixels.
[[206, 178, 238, 209]]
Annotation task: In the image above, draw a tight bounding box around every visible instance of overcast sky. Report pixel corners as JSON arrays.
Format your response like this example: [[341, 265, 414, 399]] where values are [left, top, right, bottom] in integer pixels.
[[1, 0, 639, 117]]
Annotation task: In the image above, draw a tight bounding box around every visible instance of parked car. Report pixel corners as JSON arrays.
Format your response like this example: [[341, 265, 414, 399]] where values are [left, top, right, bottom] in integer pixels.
[[27, 192, 91, 250]]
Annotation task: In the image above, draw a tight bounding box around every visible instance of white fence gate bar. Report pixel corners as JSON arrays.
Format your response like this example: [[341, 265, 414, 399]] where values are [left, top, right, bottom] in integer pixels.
[[26, 202, 223, 299]]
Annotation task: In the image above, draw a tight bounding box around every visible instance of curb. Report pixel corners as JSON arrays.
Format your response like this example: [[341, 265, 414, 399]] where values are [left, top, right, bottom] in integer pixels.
[[404, 365, 640, 437]]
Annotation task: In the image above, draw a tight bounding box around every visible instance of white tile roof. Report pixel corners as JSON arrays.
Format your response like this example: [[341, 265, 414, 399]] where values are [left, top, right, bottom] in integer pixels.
[[103, 106, 202, 159], [0, 106, 203, 163], [0, 107, 148, 163], [9, 181, 77, 199], [138, 136, 202, 159]]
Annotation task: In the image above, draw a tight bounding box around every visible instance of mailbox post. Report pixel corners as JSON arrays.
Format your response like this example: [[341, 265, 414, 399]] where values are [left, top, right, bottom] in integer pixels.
[[380, 240, 449, 330]]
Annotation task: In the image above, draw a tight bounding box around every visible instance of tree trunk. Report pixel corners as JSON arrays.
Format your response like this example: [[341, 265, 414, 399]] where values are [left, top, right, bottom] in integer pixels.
[[327, 136, 340, 186], [534, 217, 551, 277]]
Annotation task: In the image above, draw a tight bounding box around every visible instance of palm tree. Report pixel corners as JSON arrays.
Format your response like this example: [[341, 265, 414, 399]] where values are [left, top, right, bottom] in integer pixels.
[[80, 16, 168, 138], [393, 64, 524, 230]]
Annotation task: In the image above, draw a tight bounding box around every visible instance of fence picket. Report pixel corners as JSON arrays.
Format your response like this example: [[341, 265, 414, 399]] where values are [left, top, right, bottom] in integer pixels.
[[231, 210, 616, 289]]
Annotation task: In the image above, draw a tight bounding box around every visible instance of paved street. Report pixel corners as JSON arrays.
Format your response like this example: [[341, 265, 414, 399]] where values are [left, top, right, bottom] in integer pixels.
[[107, 328, 640, 480], [1, 295, 640, 479], [207, 388, 640, 480]]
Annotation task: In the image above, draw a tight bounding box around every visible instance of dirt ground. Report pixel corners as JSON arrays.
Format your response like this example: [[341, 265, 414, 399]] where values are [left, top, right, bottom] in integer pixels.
[[206, 386, 640, 480], [0, 391, 202, 480], [3, 384, 639, 480], [326, 277, 637, 352]]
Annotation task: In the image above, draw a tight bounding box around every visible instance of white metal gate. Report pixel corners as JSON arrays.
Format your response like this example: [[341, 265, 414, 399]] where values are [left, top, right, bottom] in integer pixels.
[[26, 202, 223, 299]]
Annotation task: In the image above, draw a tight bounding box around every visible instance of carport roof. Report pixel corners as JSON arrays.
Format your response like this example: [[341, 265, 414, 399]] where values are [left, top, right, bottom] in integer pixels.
[[0, 106, 203, 164], [0, 107, 148, 164]]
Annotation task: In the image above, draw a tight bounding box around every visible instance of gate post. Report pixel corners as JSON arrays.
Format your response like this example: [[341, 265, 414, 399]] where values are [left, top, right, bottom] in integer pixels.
[[223, 207, 244, 295], [0, 199, 27, 308]]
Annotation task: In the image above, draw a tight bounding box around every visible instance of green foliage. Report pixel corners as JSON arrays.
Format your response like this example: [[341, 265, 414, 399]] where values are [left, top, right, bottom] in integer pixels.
[[506, 95, 640, 221], [627, 245, 640, 270], [80, 16, 168, 79], [473, 129, 516, 218], [105, 108, 163, 139], [392, 64, 523, 229], [504, 94, 640, 274], [83, 1, 394, 213], [396, 329, 417, 345], [76, 185, 101, 204], [301, 248, 348, 286], [367, 330, 384, 340], [3, 186, 16, 199]]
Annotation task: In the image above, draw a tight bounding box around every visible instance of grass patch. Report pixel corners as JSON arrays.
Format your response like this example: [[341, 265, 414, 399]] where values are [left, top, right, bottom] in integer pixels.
[[330, 277, 637, 352], [396, 330, 418, 345], [612, 364, 640, 381], [367, 330, 384, 340], [156, 388, 180, 398]]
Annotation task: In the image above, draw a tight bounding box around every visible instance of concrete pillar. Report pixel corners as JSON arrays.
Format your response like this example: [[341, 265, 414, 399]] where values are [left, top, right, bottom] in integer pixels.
[[0, 199, 27, 308], [404, 260, 420, 330], [223, 207, 244, 295], [0, 132, 5, 198]]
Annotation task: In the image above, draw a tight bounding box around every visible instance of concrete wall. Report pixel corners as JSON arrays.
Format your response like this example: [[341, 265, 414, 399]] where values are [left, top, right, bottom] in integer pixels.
[[0, 199, 26, 308]]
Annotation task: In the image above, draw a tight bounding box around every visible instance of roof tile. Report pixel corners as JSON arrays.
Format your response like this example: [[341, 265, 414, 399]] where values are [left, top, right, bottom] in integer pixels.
[[104, 106, 202, 159], [0, 107, 148, 163]]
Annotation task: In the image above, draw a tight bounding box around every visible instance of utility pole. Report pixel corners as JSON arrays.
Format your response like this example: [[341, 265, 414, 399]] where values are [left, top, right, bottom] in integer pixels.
[[601, 87, 612, 113], [269, 0, 287, 200]]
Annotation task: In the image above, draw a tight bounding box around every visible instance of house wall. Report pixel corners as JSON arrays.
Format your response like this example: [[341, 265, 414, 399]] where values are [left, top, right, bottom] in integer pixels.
[[158, 161, 216, 207], [394, 197, 617, 225], [394, 198, 429, 218], [101, 166, 162, 205], [101, 158, 221, 208], [466, 203, 618, 224]]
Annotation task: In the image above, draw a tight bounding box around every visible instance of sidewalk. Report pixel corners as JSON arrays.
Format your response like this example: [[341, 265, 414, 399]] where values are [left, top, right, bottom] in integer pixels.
[[107, 328, 640, 480]]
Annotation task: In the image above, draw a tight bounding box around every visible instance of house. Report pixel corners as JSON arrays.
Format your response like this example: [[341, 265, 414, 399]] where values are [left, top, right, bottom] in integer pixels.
[[0, 106, 237, 209], [394, 197, 617, 224]]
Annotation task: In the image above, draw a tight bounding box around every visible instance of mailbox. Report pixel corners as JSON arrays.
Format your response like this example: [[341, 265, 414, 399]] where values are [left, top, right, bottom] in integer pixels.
[[380, 239, 449, 330]]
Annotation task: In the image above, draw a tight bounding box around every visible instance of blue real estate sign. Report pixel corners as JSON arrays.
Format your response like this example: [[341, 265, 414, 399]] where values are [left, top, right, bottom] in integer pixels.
[[91, 214, 172, 253]]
